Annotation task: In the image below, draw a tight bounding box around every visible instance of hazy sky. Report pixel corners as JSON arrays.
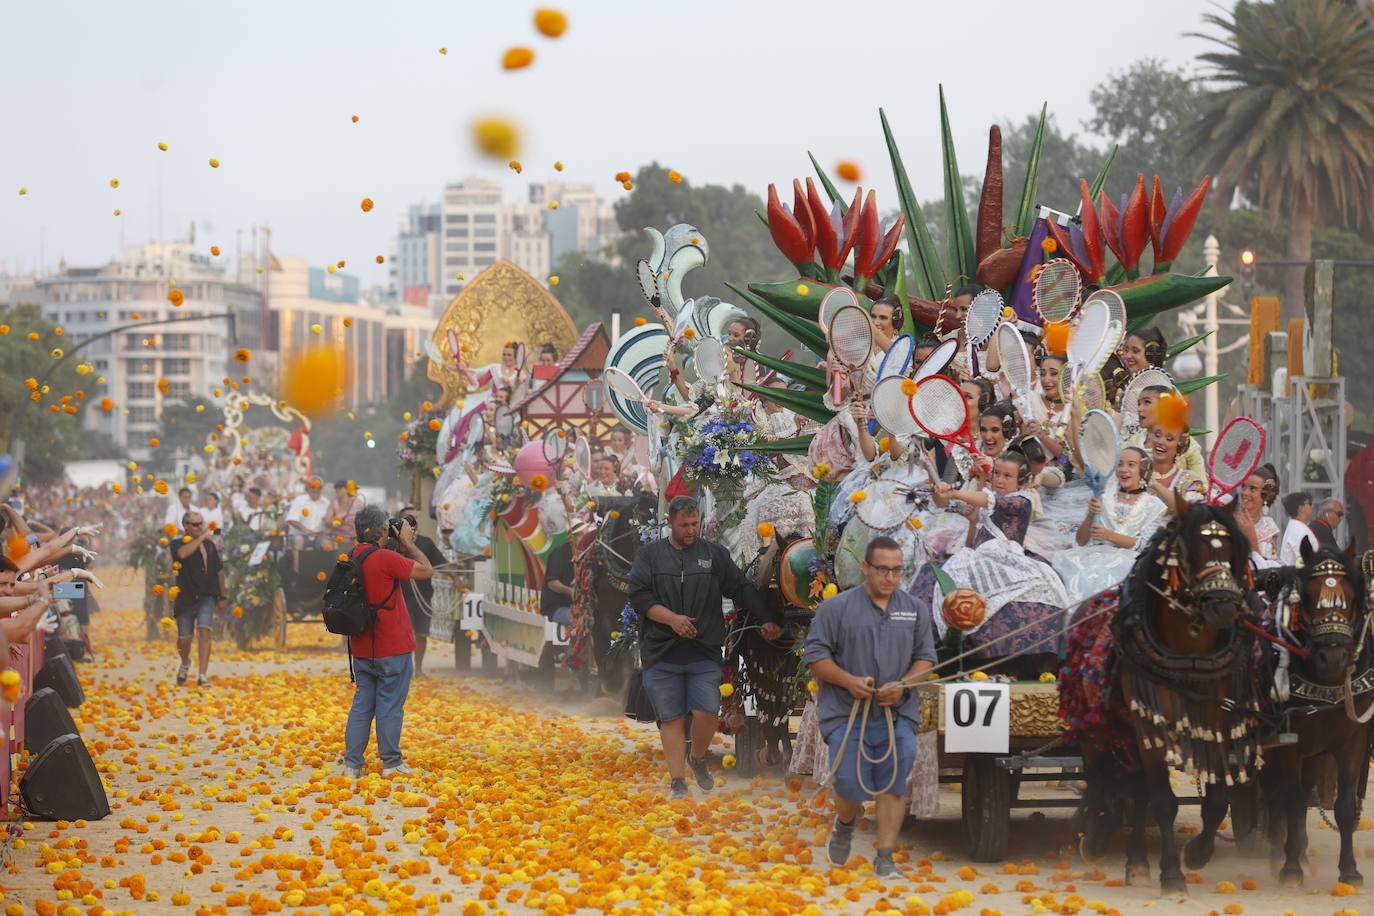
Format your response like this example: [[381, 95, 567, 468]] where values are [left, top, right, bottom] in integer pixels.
[[0, 0, 1218, 287]]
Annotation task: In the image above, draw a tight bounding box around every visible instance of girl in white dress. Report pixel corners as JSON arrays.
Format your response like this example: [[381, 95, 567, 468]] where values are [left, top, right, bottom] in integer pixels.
[[1052, 447, 1169, 605]]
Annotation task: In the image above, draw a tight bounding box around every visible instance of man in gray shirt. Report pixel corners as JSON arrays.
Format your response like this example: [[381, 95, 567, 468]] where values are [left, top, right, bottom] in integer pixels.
[[629, 496, 781, 799], [804, 535, 937, 877]]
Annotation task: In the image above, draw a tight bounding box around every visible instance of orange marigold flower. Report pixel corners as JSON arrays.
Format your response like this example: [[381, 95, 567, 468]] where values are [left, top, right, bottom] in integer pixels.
[[530, 474, 549, 491], [167, 289, 185, 307], [533, 8, 567, 37], [234, 348, 250, 362], [501, 46, 534, 70], [835, 160, 861, 182], [360, 197, 374, 212]]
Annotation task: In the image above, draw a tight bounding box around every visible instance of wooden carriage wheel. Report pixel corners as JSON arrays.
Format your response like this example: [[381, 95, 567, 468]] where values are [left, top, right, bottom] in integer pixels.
[[273, 587, 288, 649], [962, 753, 1013, 862]]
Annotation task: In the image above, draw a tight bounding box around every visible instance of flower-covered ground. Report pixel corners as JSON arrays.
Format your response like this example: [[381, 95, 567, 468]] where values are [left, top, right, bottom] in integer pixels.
[[3, 570, 1369, 916]]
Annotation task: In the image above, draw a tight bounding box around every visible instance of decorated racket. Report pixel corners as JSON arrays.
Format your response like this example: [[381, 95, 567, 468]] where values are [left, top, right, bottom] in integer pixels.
[[604, 366, 650, 402], [995, 322, 1045, 425], [877, 334, 915, 381], [914, 338, 959, 382], [1067, 300, 1113, 405], [1080, 371, 1109, 412], [908, 374, 982, 459], [636, 258, 661, 309], [692, 337, 727, 383], [1079, 409, 1120, 531], [1206, 417, 1266, 505], [870, 376, 922, 439], [493, 405, 515, 441], [964, 288, 1003, 378], [855, 478, 921, 531], [1120, 367, 1174, 422], [573, 436, 592, 478], [819, 286, 862, 332], [581, 379, 605, 413], [827, 304, 875, 404], [1031, 258, 1081, 324], [1083, 287, 1127, 331], [542, 428, 567, 465], [422, 336, 445, 365]]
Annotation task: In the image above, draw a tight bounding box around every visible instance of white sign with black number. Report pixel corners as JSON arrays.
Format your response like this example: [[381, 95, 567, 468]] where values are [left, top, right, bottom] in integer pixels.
[[544, 619, 570, 647], [460, 593, 484, 632], [942, 683, 1010, 754]]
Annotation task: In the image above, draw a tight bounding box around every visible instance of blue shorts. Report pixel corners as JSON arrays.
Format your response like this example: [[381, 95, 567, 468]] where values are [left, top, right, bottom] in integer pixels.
[[825, 714, 918, 802], [642, 656, 721, 723], [175, 596, 216, 638]]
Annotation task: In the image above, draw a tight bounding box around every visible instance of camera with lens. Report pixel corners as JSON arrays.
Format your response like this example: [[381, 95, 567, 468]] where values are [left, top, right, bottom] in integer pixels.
[[387, 514, 417, 538]]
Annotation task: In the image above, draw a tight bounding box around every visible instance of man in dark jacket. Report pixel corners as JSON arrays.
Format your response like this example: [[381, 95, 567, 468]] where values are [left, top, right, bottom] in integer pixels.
[[628, 496, 782, 798]]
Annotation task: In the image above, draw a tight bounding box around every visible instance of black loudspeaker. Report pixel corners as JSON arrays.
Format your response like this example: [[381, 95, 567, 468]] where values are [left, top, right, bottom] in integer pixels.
[[63, 639, 86, 662], [20, 733, 110, 820], [25, 687, 78, 755], [33, 654, 84, 708], [43, 633, 67, 660]]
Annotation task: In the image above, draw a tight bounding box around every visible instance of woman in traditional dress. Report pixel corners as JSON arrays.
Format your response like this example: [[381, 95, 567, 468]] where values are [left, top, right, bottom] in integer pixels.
[[1052, 446, 1169, 605], [1144, 424, 1201, 515], [914, 451, 1070, 677], [1235, 463, 1282, 569]]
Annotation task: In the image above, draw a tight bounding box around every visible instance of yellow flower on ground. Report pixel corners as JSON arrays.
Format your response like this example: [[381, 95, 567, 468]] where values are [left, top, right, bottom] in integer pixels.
[[721, 754, 736, 769]]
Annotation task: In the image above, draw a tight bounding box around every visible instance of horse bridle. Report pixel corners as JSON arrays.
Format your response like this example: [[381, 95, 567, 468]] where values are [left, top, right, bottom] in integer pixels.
[[1150, 519, 1245, 637], [1303, 556, 1358, 640]]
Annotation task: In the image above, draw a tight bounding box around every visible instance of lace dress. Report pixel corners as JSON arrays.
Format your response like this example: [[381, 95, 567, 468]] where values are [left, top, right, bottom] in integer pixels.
[[913, 490, 1070, 659], [1051, 484, 1168, 606]]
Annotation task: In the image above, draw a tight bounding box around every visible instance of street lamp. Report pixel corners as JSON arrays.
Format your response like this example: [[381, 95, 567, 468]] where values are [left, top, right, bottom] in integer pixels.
[[1239, 249, 1256, 302]]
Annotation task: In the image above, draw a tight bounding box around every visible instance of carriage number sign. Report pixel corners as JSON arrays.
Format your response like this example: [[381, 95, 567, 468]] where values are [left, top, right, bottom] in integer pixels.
[[942, 684, 1010, 753]]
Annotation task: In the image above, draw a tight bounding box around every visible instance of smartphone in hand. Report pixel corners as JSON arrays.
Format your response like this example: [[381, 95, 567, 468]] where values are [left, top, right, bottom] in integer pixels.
[[53, 580, 86, 600]]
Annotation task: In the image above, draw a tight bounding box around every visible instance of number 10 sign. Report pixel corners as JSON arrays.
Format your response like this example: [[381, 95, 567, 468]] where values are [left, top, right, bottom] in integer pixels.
[[943, 683, 1010, 753]]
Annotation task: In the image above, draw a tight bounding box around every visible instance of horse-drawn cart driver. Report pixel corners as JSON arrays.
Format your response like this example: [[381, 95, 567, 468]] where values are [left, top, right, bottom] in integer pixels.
[[629, 495, 782, 799]]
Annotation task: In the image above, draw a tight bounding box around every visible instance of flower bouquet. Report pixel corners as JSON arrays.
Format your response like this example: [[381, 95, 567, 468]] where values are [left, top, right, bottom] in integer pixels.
[[672, 397, 769, 493]]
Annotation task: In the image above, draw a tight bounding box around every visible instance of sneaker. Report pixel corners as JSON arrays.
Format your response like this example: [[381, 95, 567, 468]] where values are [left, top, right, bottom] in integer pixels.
[[344, 766, 362, 779], [874, 849, 900, 878], [196, 674, 209, 687], [669, 778, 689, 799], [382, 763, 415, 777], [176, 664, 189, 686], [685, 754, 713, 792], [828, 817, 855, 867]]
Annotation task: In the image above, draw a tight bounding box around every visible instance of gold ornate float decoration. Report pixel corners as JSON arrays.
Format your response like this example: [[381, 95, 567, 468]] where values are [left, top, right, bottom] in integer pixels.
[[427, 260, 581, 408]]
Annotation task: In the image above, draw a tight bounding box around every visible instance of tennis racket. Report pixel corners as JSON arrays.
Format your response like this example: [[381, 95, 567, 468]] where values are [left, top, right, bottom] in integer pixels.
[[964, 289, 1003, 378], [574, 437, 592, 477], [908, 374, 982, 459], [604, 366, 649, 402], [878, 334, 915, 381], [914, 338, 959, 382], [543, 428, 567, 465], [995, 322, 1046, 425], [827, 304, 875, 404], [819, 286, 862, 332], [870, 375, 922, 439], [692, 337, 727, 383], [1083, 287, 1127, 331], [1120, 368, 1174, 421], [1080, 409, 1120, 531], [422, 337, 445, 365], [1032, 258, 1081, 324], [855, 478, 923, 531], [636, 258, 661, 309], [1206, 417, 1266, 505]]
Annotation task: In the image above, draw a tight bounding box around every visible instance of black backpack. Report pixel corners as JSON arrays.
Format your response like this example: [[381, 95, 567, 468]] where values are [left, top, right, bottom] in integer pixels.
[[321, 545, 397, 637]]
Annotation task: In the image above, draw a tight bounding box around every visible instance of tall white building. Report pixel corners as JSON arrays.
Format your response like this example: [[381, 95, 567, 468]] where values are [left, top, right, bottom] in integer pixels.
[[391, 178, 622, 310], [35, 241, 267, 460]]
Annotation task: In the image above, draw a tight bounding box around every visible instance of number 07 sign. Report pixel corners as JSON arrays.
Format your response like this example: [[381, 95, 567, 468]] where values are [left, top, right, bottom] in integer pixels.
[[943, 683, 1011, 753]]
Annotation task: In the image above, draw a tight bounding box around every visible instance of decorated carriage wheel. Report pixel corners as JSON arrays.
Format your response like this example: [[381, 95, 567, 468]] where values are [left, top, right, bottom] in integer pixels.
[[778, 538, 823, 610]]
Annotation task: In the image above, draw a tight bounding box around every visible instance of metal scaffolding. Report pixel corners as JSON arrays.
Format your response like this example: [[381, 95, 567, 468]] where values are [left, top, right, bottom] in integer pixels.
[[1235, 376, 1347, 506]]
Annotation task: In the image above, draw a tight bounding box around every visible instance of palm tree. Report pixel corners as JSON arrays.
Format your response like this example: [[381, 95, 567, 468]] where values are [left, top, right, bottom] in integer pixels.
[[1189, 0, 1374, 316]]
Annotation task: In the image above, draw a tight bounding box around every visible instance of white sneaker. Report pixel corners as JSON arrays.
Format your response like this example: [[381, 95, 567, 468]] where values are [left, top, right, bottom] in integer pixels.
[[344, 765, 363, 779], [196, 674, 209, 687], [176, 664, 189, 686], [382, 763, 415, 777]]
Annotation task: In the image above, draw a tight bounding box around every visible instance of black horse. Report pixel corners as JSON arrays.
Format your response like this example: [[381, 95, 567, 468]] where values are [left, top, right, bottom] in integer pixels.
[[1068, 503, 1257, 893], [574, 492, 657, 694], [1263, 543, 1372, 886]]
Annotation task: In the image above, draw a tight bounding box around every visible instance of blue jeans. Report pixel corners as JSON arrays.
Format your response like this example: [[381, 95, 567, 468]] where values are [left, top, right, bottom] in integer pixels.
[[825, 715, 917, 802], [344, 653, 413, 768], [642, 655, 721, 722], [175, 596, 216, 638]]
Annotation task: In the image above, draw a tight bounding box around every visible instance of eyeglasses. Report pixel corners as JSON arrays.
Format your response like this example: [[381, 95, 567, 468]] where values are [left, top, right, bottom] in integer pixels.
[[866, 564, 903, 577], [186, 521, 203, 527]]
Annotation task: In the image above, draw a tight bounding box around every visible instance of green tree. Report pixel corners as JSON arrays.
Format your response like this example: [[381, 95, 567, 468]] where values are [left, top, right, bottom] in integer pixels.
[[1087, 58, 1205, 197], [1189, 0, 1374, 316], [554, 163, 794, 332], [0, 304, 87, 484], [159, 397, 220, 459], [1000, 113, 1104, 222]]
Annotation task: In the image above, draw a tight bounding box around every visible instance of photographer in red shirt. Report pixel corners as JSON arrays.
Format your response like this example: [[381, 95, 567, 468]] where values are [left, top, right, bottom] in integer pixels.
[[343, 506, 433, 778]]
